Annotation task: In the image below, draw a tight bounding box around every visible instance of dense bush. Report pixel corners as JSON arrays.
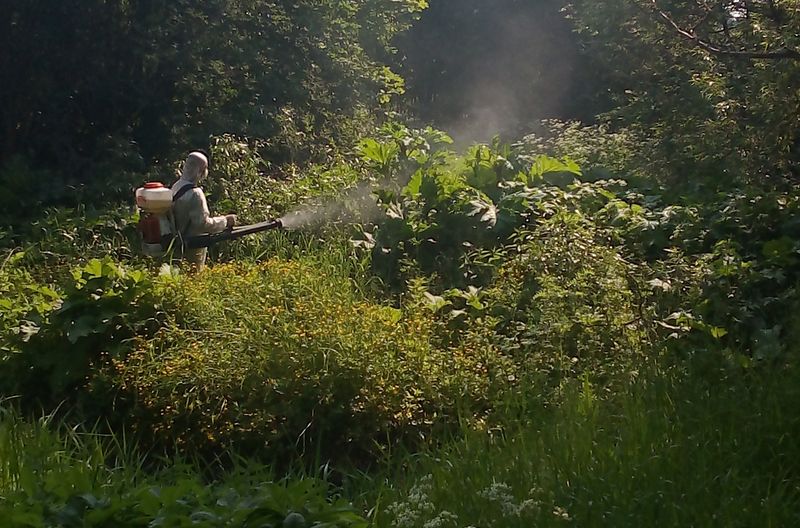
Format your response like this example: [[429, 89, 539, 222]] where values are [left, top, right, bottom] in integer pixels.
[[515, 120, 641, 179], [488, 212, 646, 386], [0, 258, 165, 415], [204, 134, 367, 222], [352, 126, 584, 290], [113, 260, 513, 463], [0, 253, 62, 361], [4, 207, 141, 281]]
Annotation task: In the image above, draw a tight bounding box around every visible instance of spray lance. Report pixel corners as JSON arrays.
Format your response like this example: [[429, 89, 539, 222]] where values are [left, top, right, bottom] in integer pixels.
[[183, 218, 283, 248], [135, 182, 283, 256]]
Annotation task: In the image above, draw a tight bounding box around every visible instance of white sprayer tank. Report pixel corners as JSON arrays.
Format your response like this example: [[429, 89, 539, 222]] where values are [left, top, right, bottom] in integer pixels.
[[136, 182, 174, 256], [136, 182, 173, 213]]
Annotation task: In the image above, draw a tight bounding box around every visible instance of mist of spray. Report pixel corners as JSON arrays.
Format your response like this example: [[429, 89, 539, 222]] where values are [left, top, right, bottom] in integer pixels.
[[401, 0, 582, 147], [278, 182, 383, 231]]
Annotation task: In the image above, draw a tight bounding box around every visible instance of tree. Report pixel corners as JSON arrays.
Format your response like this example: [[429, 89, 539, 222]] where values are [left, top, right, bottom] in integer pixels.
[[648, 0, 800, 60], [566, 0, 800, 184], [0, 0, 426, 208]]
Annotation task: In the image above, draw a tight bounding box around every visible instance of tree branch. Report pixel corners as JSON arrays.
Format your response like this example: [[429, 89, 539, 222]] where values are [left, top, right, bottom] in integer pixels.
[[651, 0, 800, 60]]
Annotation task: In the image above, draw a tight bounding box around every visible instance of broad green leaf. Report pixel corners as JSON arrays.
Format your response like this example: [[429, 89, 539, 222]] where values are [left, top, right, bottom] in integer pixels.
[[404, 169, 423, 197], [423, 292, 449, 312], [530, 155, 582, 178], [358, 138, 399, 166], [710, 326, 728, 339], [83, 259, 104, 279]]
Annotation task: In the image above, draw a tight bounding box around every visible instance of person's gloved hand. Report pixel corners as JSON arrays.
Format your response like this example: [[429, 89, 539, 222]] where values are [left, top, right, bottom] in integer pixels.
[[225, 214, 237, 229]]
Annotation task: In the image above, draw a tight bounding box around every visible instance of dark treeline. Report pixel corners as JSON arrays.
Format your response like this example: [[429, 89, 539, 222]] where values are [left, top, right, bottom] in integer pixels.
[[4, 0, 800, 207], [2, 0, 621, 210], [0, 0, 423, 207]]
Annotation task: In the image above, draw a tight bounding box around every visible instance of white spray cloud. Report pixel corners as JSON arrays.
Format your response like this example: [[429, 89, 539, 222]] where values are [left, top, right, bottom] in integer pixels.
[[278, 182, 383, 231]]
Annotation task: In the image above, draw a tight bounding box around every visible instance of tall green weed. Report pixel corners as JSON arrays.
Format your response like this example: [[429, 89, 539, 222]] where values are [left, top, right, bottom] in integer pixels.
[[0, 257, 166, 415], [0, 407, 367, 528], [375, 366, 800, 527]]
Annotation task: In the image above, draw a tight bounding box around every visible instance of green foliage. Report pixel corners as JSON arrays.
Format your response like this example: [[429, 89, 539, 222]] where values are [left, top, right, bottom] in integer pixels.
[[0, 253, 62, 357], [516, 120, 641, 179], [376, 366, 800, 527], [647, 187, 800, 366], [115, 260, 510, 463], [0, 408, 366, 528], [0, 258, 165, 409], [566, 0, 800, 184], [488, 212, 646, 385], [206, 134, 365, 224], [2, 206, 141, 283], [201, 134, 369, 264], [347, 125, 800, 377], [1, 0, 428, 215], [353, 133, 582, 290]]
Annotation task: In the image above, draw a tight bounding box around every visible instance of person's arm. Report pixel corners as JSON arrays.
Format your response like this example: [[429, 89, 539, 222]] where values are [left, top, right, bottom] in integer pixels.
[[190, 189, 229, 234]]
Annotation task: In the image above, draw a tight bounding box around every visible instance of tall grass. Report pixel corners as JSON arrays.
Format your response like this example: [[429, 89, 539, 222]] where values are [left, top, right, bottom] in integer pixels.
[[218, 228, 382, 299], [0, 406, 367, 527], [0, 404, 141, 495], [373, 365, 800, 527]]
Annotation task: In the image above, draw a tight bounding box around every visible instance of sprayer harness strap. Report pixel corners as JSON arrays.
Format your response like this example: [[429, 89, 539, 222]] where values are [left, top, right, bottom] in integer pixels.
[[172, 182, 197, 242], [173, 183, 196, 203]]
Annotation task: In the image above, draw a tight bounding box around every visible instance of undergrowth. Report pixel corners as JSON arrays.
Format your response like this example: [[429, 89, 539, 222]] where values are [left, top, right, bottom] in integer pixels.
[[0, 407, 367, 528], [116, 259, 512, 465], [374, 364, 800, 527]]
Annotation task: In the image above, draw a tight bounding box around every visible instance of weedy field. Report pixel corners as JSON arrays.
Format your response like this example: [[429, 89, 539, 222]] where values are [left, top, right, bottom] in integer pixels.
[[2, 124, 800, 526]]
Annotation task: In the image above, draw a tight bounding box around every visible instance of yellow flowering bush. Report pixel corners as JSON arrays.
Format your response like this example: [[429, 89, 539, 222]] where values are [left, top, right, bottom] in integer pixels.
[[117, 260, 513, 462]]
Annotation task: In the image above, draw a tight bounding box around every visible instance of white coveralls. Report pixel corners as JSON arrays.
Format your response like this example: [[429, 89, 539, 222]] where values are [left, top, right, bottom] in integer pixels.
[[171, 152, 229, 269]]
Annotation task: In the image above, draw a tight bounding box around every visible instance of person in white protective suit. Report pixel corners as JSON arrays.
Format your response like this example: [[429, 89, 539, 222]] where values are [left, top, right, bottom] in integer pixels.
[[171, 151, 236, 269]]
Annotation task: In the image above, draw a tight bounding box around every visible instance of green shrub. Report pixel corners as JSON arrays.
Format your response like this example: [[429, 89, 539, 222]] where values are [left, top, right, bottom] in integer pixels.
[[0, 252, 62, 360], [353, 130, 584, 291], [206, 134, 366, 222], [1, 258, 165, 413], [515, 119, 641, 179], [115, 260, 513, 463], [487, 211, 647, 387], [2, 206, 141, 283]]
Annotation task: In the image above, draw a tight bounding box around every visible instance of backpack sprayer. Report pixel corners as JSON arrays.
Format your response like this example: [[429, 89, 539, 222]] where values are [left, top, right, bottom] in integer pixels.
[[135, 182, 283, 256]]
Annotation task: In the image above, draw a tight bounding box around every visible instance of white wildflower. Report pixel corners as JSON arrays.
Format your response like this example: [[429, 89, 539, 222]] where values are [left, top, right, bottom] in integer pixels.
[[423, 510, 458, 528], [478, 482, 520, 517], [387, 475, 437, 528], [552, 505, 572, 521]]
